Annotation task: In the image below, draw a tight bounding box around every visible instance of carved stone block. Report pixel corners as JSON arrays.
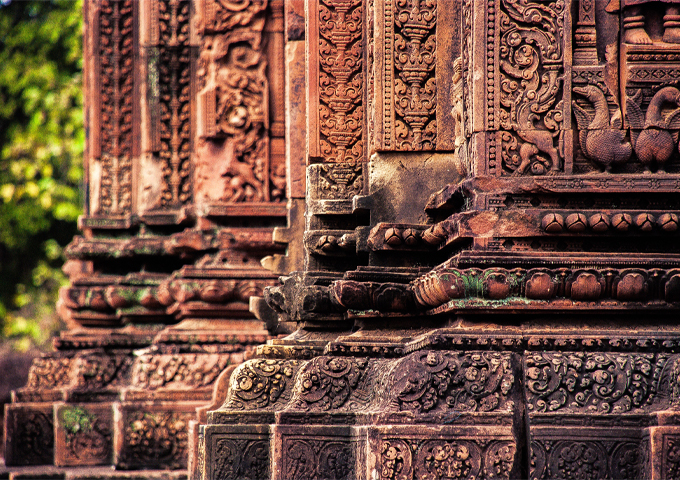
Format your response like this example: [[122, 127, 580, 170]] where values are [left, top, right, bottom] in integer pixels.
[[3, 404, 54, 466], [115, 403, 199, 470], [54, 403, 114, 467]]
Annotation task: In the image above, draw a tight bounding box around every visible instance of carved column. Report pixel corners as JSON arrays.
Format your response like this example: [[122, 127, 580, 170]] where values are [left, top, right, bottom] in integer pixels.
[[198, 0, 680, 478], [3, 0, 297, 475]]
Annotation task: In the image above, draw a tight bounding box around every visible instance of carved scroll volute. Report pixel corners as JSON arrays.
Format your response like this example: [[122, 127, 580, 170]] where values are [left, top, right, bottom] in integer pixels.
[[86, 0, 139, 219], [465, 0, 572, 177]]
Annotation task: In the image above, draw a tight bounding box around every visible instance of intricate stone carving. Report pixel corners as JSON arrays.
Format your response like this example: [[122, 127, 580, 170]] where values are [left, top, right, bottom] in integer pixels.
[[388, 0, 437, 151], [197, 0, 272, 202], [156, 0, 193, 208], [293, 356, 370, 410], [57, 406, 112, 465], [526, 352, 667, 413], [315, 0, 364, 163], [214, 438, 269, 480], [223, 358, 301, 410], [396, 351, 514, 413], [497, 0, 567, 176], [119, 411, 191, 469], [282, 438, 354, 480], [317, 163, 363, 199], [98, 0, 136, 215], [132, 353, 230, 389]]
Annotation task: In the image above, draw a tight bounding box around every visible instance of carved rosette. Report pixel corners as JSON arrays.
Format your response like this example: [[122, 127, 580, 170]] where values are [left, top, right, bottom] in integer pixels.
[[317, 0, 364, 163]]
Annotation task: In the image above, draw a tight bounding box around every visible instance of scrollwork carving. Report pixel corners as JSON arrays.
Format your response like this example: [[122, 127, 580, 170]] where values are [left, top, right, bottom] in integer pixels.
[[294, 356, 370, 410], [223, 358, 301, 410], [397, 351, 514, 413], [498, 0, 566, 176], [526, 352, 667, 413]]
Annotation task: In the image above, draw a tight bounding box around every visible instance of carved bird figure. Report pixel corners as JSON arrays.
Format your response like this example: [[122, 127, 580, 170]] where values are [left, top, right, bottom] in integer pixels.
[[626, 87, 680, 172], [572, 84, 632, 172]]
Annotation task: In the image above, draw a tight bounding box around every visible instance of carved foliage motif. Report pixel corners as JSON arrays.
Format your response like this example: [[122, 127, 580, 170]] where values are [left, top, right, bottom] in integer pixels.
[[396, 351, 514, 413], [317, 163, 363, 199], [318, 0, 364, 163], [72, 353, 134, 390], [98, 0, 135, 215], [157, 0, 193, 207], [525, 352, 667, 413], [665, 435, 680, 480], [283, 438, 354, 480], [121, 411, 190, 469], [531, 439, 645, 480], [223, 358, 300, 410], [294, 356, 370, 410], [26, 356, 72, 390], [214, 437, 269, 480], [380, 439, 516, 480], [197, 0, 272, 202], [497, 0, 566, 176], [132, 353, 230, 389]]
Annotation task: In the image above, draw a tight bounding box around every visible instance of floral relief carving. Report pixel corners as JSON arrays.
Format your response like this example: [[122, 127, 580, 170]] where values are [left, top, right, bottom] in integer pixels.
[[214, 437, 269, 480], [121, 411, 190, 469], [396, 351, 514, 413], [72, 353, 134, 390], [415, 441, 480, 480], [132, 353, 230, 389], [393, 0, 437, 150], [59, 406, 112, 464], [317, 163, 363, 199], [223, 358, 300, 410], [157, 0, 193, 207], [318, 0, 364, 163], [380, 438, 508, 480], [498, 0, 566, 176], [283, 438, 354, 480], [98, 0, 135, 215], [294, 356, 370, 410], [547, 441, 607, 480], [526, 352, 667, 413], [26, 356, 73, 390]]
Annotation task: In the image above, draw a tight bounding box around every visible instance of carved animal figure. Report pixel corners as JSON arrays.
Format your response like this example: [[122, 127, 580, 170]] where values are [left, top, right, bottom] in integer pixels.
[[572, 85, 632, 172], [627, 87, 680, 172]]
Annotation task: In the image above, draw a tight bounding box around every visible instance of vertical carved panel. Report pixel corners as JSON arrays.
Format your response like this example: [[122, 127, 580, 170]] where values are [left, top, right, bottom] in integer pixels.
[[308, 0, 365, 164], [466, 0, 571, 176], [385, 0, 437, 151], [196, 0, 273, 204], [98, 0, 137, 216], [157, 0, 194, 208]]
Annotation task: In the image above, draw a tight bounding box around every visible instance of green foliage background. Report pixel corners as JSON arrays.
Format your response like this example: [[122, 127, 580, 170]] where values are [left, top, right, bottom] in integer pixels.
[[0, 0, 83, 351]]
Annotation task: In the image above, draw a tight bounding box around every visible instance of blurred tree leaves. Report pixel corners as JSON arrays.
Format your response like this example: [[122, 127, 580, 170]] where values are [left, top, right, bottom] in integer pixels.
[[0, 0, 83, 351]]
